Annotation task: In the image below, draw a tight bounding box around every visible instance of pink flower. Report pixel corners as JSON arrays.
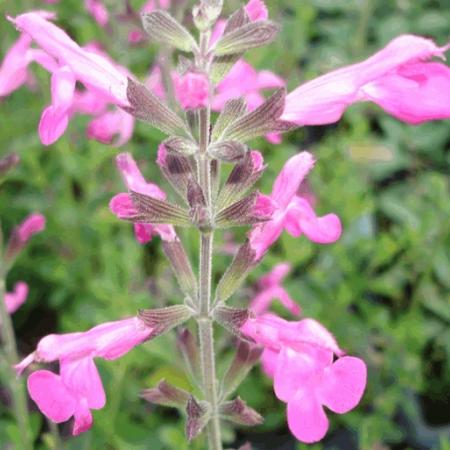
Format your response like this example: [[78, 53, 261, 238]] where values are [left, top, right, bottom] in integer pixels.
[[85, 0, 109, 27], [241, 314, 367, 443], [146, 66, 210, 110], [109, 153, 177, 244], [8, 13, 134, 145], [5, 213, 46, 261], [173, 72, 210, 110], [16, 317, 152, 435], [248, 152, 342, 260], [250, 263, 300, 315], [86, 108, 134, 146], [245, 0, 268, 21], [4, 281, 28, 314], [9, 13, 129, 104], [282, 35, 450, 126], [15, 213, 46, 243]]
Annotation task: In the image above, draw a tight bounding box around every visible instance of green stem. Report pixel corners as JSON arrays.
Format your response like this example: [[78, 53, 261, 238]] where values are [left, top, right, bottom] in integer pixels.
[[195, 27, 222, 450], [0, 271, 34, 450]]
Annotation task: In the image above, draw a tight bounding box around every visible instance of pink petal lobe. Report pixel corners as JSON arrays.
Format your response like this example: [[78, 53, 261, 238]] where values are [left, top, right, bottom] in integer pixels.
[[285, 197, 342, 244], [274, 347, 314, 402], [116, 153, 166, 199], [61, 358, 106, 410], [245, 0, 268, 21], [109, 193, 137, 219], [39, 105, 70, 145], [27, 370, 76, 423], [318, 356, 367, 414], [287, 390, 329, 444], [5, 281, 29, 314], [361, 62, 450, 124], [72, 399, 93, 435], [272, 152, 315, 209]]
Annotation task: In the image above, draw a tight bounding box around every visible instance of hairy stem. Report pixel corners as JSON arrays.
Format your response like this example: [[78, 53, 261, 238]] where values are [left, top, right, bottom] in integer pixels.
[[0, 271, 33, 450], [195, 27, 222, 449]]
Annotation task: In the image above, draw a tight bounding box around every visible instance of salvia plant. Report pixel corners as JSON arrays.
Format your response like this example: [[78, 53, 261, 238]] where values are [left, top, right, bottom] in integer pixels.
[[1, 0, 450, 448]]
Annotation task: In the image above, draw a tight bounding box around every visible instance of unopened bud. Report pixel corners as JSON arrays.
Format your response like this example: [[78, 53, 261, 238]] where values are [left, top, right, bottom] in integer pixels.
[[215, 241, 257, 303], [141, 380, 190, 408], [208, 140, 247, 162], [217, 151, 266, 210], [221, 341, 263, 399], [157, 144, 194, 199], [193, 0, 223, 31], [5, 213, 46, 263], [162, 239, 197, 299], [129, 190, 191, 227], [219, 397, 263, 426], [177, 329, 201, 380]]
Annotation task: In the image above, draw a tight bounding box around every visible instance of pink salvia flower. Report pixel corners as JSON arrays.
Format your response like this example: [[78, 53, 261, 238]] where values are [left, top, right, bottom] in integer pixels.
[[4, 281, 29, 314], [9, 13, 129, 105], [16, 317, 152, 435], [250, 263, 300, 315], [8, 13, 134, 145], [110, 153, 177, 244], [282, 35, 450, 125], [84, 0, 109, 27], [173, 72, 210, 110], [241, 314, 367, 443], [245, 0, 268, 21], [15, 213, 46, 243], [249, 152, 342, 259]]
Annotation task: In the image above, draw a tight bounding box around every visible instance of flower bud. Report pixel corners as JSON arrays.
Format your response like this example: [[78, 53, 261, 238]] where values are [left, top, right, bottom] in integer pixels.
[[141, 380, 190, 408], [193, 0, 223, 31], [5, 213, 46, 262]]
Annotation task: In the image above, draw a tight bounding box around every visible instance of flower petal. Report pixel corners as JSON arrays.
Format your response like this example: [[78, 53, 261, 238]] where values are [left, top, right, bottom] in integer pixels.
[[287, 389, 329, 444], [318, 356, 367, 414], [271, 152, 315, 209], [61, 357, 106, 410], [28, 370, 76, 423], [282, 34, 449, 126], [274, 347, 315, 402], [361, 62, 450, 124], [285, 197, 342, 244]]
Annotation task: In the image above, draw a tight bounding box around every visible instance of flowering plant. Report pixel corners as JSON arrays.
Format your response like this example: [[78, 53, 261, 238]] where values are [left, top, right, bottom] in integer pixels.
[[1, 0, 449, 448]]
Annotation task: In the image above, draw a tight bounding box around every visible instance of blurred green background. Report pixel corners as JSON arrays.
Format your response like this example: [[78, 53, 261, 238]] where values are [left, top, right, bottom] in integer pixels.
[[0, 0, 449, 449]]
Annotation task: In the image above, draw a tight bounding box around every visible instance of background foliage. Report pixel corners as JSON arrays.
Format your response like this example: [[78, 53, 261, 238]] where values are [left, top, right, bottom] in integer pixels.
[[0, 0, 449, 449]]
